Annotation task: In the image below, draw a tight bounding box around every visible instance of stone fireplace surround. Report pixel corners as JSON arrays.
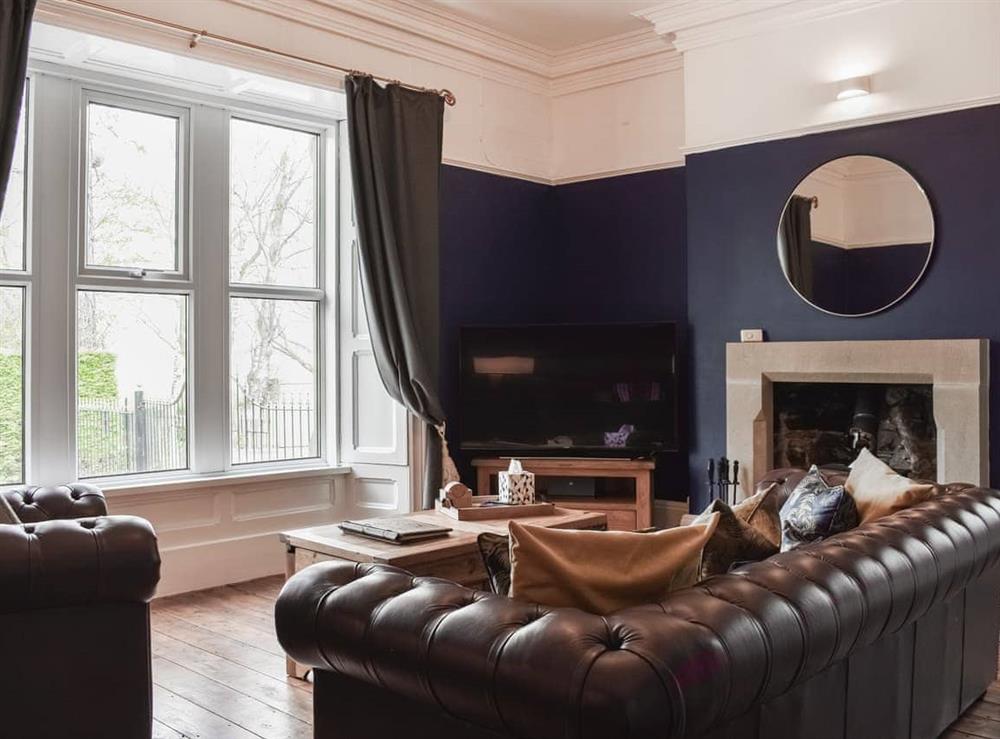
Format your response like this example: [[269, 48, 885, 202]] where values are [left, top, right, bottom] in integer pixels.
[[726, 339, 989, 497]]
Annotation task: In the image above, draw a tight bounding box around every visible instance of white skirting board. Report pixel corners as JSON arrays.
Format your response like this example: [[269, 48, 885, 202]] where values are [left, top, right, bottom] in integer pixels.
[[154, 532, 288, 597]]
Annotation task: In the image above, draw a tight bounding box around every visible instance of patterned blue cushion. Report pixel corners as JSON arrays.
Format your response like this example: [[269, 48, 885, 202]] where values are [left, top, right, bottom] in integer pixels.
[[779, 465, 859, 552]]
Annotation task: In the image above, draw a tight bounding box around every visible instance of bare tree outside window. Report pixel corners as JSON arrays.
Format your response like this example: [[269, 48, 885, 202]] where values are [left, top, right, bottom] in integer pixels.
[[86, 102, 178, 272], [229, 118, 320, 464], [230, 297, 317, 463], [230, 118, 316, 287], [0, 94, 26, 271]]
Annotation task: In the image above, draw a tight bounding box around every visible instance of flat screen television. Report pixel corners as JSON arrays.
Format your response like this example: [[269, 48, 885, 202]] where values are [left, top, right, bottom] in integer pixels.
[[459, 323, 678, 456]]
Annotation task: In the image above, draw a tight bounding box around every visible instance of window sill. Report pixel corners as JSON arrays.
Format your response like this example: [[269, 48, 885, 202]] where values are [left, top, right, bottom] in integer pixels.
[[101, 464, 352, 499]]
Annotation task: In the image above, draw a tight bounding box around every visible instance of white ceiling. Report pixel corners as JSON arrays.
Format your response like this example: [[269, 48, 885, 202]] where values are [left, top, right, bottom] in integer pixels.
[[430, 0, 654, 51]]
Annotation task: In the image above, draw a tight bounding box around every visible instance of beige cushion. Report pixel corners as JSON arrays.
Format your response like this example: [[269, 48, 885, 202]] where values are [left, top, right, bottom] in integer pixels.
[[846, 448, 935, 523], [508, 514, 719, 615], [732, 482, 782, 548]]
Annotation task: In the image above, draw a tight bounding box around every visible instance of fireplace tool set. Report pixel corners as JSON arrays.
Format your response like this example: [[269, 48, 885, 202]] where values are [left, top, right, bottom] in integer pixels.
[[707, 457, 740, 506]]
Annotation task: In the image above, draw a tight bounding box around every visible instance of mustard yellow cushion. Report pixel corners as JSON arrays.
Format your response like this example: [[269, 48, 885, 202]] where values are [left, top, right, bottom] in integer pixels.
[[508, 514, 719, 615], [846, 448, 935, 523]]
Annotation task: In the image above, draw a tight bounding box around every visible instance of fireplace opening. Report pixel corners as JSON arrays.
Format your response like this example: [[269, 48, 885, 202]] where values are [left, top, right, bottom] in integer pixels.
[[773, 382, 936, 479]]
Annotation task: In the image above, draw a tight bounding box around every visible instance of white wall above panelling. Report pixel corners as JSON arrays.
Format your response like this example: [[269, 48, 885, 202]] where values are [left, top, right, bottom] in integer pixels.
[[552, 65, 685, 183], [36, 0, 1000, 177], [642, 0, 1000, 154], [36, 0, 680, 183]]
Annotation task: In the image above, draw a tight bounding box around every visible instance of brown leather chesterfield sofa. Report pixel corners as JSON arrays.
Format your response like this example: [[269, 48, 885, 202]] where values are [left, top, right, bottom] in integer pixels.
[[0, 484, 161, 739], [276, 469, 1000, 739]]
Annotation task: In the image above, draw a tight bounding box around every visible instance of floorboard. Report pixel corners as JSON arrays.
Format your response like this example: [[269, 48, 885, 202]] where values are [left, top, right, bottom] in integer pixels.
[[154, 574, 1000, 739], [153, 576, 311, 739]]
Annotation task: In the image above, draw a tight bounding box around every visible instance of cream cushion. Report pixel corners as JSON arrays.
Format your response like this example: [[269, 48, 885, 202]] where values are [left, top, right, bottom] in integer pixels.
[[508, 513, 719, 615], [846, 448, 935, 523]]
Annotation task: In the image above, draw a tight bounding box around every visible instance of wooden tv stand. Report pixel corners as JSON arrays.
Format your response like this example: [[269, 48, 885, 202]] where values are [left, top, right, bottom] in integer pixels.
[[472, 457, 654, 531]]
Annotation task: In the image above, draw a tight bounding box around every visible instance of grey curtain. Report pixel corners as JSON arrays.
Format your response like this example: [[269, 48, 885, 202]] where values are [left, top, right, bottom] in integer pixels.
[[0, 0, 35, 211], [780, 195, 814, 300], [345, 74, 456, 508]]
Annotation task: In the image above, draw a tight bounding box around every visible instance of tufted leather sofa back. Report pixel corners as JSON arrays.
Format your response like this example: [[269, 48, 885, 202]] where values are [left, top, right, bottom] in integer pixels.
[[2, 483, 108, 522], [277, 484, 1000, 739]]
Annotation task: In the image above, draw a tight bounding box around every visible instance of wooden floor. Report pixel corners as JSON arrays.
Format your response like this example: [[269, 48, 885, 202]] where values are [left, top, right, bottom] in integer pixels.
[[153, 575, 999, 738], [948, 682, 1000, 738], [151, 575, 312, 739]]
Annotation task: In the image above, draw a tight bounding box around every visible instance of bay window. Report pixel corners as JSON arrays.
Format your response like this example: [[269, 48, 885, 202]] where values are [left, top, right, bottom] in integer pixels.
[[0, 84, 29, 484], [6, 67, 338, 486]]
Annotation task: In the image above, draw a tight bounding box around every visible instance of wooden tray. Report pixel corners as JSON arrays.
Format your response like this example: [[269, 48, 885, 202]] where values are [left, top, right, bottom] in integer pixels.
[[436, 495, 554, 521]]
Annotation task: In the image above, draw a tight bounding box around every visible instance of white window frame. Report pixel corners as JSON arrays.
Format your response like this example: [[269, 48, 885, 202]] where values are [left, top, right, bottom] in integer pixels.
[[224, 111, 329, 469], [0, 77, 34, 485], [16, 65, 342, 488], [77, 89, 191, 282]]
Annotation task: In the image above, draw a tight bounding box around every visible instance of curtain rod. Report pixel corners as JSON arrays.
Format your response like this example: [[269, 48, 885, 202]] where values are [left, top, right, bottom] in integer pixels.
[[58, 0, 457, 106]]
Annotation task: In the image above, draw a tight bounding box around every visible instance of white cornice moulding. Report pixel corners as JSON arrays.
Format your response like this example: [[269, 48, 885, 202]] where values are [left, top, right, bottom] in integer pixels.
[[226, 0, 549, 94], [634, 0, 902, 53], [550, 29, 682, 97]]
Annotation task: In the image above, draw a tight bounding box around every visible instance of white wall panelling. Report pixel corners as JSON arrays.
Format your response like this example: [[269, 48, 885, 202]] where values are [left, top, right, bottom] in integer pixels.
[[106, 469, 348, 596]]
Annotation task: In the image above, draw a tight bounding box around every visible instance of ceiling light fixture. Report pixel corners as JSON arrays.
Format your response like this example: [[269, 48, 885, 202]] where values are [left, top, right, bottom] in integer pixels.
[[836, 75, 871, 100]]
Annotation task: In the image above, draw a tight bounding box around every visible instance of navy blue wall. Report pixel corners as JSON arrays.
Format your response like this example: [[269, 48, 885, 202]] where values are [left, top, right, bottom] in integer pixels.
[[439, 165, 689, 497], [686, 103, 1000, 511], [810, 241, 931, 315]]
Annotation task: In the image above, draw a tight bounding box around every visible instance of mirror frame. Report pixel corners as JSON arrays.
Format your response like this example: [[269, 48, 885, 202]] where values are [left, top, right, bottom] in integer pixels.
[[777, 154, 935, 318]]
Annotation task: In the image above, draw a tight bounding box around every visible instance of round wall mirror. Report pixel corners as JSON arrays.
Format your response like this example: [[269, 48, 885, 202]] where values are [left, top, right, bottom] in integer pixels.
[[777, 155, 934, 316]]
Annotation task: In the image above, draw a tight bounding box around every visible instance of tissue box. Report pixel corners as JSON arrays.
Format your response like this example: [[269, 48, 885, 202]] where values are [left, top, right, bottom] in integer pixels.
[[498, 460, 535, 505]]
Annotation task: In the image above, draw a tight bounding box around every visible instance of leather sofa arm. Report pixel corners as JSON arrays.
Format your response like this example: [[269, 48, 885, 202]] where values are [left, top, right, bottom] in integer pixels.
[[0, 515, 160, 613], [2, 483, 108, 522], [276, 487, 1000, 739]]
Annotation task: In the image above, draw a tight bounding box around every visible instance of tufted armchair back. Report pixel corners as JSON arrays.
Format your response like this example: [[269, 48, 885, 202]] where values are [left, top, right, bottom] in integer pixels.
[[0, 482, 160, 739], [2, 483, 108, 522]]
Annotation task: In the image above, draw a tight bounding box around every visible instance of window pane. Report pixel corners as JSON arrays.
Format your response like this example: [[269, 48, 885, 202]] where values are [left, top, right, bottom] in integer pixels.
[[230, 119, 317, 287], [230, 297, 317, 463], [0, 287, 24, 483], [0, 95, 27, 271], [86, 103, 178, 271], [77, 291, 188, 477]]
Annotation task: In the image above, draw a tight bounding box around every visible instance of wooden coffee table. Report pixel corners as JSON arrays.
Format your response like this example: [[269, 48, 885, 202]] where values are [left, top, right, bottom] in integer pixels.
[[279, 506, 606, 677]]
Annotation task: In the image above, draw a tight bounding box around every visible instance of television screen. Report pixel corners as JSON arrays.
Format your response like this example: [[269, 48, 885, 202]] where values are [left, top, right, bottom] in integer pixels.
[[459, 323, 678, 455]]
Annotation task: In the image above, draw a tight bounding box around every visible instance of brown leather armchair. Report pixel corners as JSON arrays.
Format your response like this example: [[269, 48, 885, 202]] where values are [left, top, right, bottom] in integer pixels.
[[0, 484, 161, 739], [276, 477, 1000, 739]]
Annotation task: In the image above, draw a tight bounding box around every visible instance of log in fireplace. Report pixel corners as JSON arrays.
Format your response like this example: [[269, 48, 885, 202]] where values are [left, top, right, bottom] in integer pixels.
[[772, 382, 935, 479]]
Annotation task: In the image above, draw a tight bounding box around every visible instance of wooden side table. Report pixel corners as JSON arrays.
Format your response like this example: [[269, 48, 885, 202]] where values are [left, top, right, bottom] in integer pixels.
[[279, 506, 606, 678], [473, 457, 654, 531]]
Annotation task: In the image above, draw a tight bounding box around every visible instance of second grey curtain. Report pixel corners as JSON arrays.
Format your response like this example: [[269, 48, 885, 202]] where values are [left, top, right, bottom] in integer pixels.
[[345, 73, 455, 508], [780, 194, 814, 300], [0, 0, 35, 211]]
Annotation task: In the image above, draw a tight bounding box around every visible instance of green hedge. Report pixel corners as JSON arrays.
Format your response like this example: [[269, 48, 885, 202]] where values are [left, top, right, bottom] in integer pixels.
[[0, 354, 22, 483], [0, 352, 119, 482], [79, 352, 118, 400]]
